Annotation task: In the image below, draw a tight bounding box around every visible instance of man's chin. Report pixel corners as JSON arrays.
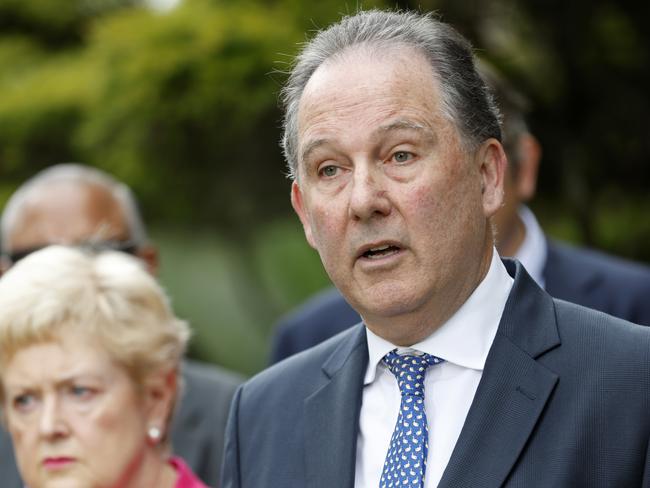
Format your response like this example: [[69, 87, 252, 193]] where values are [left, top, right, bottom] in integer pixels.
[[355, 295, 426, 324]]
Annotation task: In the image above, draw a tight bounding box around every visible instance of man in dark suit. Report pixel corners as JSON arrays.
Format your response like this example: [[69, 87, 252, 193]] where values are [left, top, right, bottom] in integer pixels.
[[269, 59, 650, 365], [222, 10, 650, 487], [0, 163, 243, 487]]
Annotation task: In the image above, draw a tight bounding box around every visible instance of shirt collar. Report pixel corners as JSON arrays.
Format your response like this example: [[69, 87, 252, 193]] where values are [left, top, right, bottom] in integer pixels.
[[514, 205, 547, 289], [364, 249, 513, 385]]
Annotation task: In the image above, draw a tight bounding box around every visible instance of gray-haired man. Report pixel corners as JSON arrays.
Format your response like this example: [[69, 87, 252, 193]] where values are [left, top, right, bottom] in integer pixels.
[[222, 10, 650, 488]]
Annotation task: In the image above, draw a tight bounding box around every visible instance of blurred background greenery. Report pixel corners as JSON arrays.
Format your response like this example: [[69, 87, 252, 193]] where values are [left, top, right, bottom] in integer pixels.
[[0, 0, 648, 375]]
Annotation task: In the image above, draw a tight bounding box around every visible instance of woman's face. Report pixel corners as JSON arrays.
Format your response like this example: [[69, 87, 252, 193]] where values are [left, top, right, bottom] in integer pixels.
[[2, 334, 153, 488]]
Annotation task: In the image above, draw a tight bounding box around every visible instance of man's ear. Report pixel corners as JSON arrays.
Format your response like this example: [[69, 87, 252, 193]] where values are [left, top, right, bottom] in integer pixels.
[[136, 244, 159, 276], [478, 138, 507, 217], [290, 181, 317, 249], [143, 368, 177, 443], [513, 133, 541, 202]]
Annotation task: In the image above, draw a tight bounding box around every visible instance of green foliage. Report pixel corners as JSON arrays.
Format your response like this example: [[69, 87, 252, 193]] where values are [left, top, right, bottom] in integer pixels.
[[154, 218, 329, 375], [252, 219, 331, 314], [0, 0, 138, 47], [0, 46, 99, 178], [0, 0, 395, 233], [592, 194, 650, 263], [75, 2, 303, 229], [154, 226, 271, 375], [535, 192, 650, 265]]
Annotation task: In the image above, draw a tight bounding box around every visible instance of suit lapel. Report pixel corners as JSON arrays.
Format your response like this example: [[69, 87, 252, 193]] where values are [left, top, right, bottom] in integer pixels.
[[304, 325, 368, 488], [439, 260, 561, 487]]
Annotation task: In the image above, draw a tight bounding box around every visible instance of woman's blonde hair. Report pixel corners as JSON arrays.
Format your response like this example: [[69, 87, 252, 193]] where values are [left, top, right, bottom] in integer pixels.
[[0, 245, 190, 398]]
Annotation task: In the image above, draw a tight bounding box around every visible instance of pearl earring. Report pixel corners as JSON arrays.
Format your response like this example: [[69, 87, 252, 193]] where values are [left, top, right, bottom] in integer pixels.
[[148, 426, 162, 443]]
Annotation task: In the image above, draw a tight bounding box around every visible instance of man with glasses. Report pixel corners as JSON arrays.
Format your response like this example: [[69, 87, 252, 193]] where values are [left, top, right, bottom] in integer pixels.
[[0, 163, 243, 488]]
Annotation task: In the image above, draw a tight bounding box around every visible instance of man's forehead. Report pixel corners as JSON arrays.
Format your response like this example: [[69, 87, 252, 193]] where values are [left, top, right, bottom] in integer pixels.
[[8, 181, 129, 248], [299, 45, 441, 121], [295, 46, 450, 166], [303, 43, 433, 98]]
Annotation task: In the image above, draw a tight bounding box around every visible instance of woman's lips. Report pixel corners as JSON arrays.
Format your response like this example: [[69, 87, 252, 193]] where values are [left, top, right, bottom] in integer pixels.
[[43, 457, 75, 470]]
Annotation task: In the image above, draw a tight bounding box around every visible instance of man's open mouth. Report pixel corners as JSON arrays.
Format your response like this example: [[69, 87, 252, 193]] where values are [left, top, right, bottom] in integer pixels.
[[361, 244, 401, 259]]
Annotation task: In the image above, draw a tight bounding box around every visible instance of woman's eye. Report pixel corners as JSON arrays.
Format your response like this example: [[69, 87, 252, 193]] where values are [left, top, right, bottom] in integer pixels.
[[13, 394, 36, 411], [319, 165, 338, 178], [69, 386, 94, 400], [392, 151, 413, 163]]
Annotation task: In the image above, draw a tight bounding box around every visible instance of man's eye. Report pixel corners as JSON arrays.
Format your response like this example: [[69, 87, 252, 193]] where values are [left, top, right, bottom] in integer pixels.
[[392, 151, 413, 163], [319, 165, 339, 178]]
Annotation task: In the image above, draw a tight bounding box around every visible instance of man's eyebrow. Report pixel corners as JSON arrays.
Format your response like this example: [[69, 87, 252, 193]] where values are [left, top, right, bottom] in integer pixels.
[[300, 121, 435, 163], [301, 138, 330, 163], [376, 120, 435, 142]]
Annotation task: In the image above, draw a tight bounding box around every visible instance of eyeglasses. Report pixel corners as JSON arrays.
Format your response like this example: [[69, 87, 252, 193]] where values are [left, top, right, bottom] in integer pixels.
[[3, 240, 139, 265]]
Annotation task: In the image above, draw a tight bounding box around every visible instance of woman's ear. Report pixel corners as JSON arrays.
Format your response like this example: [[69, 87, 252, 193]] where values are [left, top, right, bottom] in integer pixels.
[[143, 368, 178, 445]]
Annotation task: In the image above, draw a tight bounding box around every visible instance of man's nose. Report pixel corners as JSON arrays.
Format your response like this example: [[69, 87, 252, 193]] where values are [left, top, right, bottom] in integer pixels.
[[348, 163, 391, 221], [39, 396, 68, 439]]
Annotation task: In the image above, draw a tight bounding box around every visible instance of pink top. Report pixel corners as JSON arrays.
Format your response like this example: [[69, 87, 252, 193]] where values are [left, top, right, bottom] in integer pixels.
[[169, 456, 211, 488]]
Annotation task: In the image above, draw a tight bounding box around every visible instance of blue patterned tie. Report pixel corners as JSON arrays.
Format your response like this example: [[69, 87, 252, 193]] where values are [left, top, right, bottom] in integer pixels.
[[379, 349, 444, 488]]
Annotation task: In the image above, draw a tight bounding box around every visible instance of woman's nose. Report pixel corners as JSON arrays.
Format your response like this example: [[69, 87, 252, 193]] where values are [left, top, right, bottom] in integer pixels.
[[38, 396, 69, 440]]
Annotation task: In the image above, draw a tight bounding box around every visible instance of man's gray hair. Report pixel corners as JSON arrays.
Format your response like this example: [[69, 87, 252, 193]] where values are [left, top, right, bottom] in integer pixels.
[[280, 9, 502, 179], [0, 163, 148, 252]]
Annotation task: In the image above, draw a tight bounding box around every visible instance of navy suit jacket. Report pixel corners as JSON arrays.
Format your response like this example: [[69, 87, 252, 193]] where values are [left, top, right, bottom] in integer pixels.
[[224, 261, 650, 487], [269, 240, 650, 363], [0, 359, 243, 488]]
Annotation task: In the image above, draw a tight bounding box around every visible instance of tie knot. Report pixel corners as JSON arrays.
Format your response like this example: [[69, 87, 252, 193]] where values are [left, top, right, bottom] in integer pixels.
[[383, 349, 444, 397]]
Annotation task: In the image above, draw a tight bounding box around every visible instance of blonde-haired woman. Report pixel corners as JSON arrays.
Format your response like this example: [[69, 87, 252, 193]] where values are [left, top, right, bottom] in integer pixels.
[[0, 245, 209, 488]]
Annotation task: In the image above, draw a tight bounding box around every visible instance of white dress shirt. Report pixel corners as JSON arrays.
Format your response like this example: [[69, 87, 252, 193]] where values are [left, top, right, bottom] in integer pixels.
[[514, 205, 548, 289], [354, 250, 514, 488]]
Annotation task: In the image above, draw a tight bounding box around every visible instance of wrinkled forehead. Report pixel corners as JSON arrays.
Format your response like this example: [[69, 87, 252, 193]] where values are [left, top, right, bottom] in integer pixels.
[[0, 328, 68, 392], [295, 44, 452, 165], [301, 42, 438, 106], [8, 181, 130, 251], [0, 333, 123, 398]]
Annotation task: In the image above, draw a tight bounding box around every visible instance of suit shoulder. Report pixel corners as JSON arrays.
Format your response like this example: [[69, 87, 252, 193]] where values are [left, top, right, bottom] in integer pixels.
[[549, 241, 650, 287], [546, 241, 650, 325], [548, 299, 650, 415], [553, 298, 650, 348]]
